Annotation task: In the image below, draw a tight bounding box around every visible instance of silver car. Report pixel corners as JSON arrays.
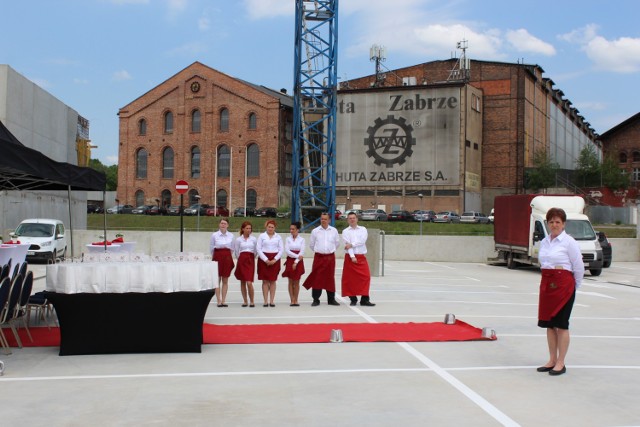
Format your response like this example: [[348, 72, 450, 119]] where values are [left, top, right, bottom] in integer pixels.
[[361, 209, 388, 221], [339, 209, 363, 219], [459, 211, 490, 224], [433, 211, 460, 223]]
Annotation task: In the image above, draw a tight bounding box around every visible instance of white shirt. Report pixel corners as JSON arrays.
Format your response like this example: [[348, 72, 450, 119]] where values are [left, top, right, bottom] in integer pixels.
[[309, 225, 340, 254], [234, 235, 257, 258], [342, 225, 368, 257], [209, 230, 234, 256], [539, 230, 585, 288], [285, 235, 306, 261], [256, 232, 284, 262]]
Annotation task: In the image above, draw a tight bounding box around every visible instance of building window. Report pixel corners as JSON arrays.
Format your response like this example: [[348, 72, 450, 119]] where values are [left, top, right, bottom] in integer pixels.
[[135, 190, 145, 207], [619, 152, 628, 163], [248, 113, 257, 130], [246, 189, 257, 209], [191, 146, 201, 178], [191, 110, 201, 133], [247, 144, 259, 177], [162, 147, 174, 179], [217, 145, 230, 177], [136, 148, 148, 179], [633, 168, 640, 182], [285, 153, 292, 180], [219, 108, 229, 132], [164, 111, 174, 133], [188, 189, 199, 205], [217, 189, 228, 208], [138, 119, 147, 136], [634, 151, 640, 162], [161, 189, 172, 208]]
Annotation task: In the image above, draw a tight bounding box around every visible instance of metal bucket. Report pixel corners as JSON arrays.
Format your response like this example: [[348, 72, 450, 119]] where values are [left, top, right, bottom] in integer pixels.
[[330, 329, 344, 343], [444, 313, 456, 324]]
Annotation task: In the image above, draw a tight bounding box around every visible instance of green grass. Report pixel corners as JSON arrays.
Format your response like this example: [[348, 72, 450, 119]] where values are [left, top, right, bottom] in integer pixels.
[[87, 214, 637, 237]]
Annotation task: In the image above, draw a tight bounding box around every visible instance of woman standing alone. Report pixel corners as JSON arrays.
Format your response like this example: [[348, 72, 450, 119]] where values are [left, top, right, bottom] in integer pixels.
[[536, 207, 584, 376]]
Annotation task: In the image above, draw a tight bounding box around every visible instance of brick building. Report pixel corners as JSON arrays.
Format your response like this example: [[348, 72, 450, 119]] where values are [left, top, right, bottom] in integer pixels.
[[117, 62, 293, 211], [341, 59, 601, 213], [600, 112, 640, 186]]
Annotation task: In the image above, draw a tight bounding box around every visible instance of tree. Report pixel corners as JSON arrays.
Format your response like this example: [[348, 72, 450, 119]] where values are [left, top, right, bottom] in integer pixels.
[[525, 150, 560, 192], [88, 158, 118, 191], [601, 154, 630, 190], [575, 145, 601, 187]]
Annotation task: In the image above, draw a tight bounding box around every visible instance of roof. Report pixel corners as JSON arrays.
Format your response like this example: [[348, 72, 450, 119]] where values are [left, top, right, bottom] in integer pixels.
[[599, 112, 640, 139]]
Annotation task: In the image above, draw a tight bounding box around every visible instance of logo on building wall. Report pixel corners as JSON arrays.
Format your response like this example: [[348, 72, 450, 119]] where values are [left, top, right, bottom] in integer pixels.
[[364, 115, 416, 168]]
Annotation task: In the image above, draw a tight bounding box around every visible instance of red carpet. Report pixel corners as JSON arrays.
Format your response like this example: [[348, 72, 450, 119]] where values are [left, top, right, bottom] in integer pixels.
[[5, 320, 495, 348]]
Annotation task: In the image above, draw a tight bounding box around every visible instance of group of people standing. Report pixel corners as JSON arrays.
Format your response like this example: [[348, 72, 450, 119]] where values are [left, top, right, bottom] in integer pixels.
[[208, 212, 374, 308]]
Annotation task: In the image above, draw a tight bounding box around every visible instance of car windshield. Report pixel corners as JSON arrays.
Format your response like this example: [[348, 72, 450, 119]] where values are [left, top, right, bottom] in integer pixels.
[[16, 223, 55, 237], [545, 219, 597, 241]]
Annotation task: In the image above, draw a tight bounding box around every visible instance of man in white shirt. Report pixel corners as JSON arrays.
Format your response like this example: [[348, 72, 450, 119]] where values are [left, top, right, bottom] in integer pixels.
[[341, 212, 375, 306], [302, 212, 341, 306]]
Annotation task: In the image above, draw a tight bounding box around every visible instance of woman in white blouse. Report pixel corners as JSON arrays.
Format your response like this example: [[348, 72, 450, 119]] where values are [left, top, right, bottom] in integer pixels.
[[282, 221, 305, 306], [536, 207, 584, 376], [256, 219, 283, 307], [233, 221, 257, 307], [209, 218, 234, 307]]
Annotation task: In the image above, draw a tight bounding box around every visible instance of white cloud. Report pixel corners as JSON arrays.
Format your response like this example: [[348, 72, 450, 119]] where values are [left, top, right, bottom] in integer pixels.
[[413, 24, 504, 59], [112, 70, 133, 81], [243, 0, 293, 20], [558, 24, 599, 45], [585, 36, 640, 73], [506, 29, 555, 56]]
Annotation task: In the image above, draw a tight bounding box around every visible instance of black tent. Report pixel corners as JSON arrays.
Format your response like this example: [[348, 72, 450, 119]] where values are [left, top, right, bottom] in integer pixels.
[[0, 119, 106, 191]]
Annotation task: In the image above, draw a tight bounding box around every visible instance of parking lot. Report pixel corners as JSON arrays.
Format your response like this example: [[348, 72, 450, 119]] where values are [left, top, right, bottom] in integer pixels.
[[2, 260, 640, 426]]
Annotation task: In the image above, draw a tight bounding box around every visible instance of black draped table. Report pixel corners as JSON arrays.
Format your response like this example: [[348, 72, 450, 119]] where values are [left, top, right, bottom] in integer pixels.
[[44, 261, 217, 355]]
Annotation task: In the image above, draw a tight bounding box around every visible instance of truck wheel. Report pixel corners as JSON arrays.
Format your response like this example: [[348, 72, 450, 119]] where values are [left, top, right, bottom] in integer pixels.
[[506, 252, 516, 269], [603, 261, 611, 268], [589, 269, 602, 276]]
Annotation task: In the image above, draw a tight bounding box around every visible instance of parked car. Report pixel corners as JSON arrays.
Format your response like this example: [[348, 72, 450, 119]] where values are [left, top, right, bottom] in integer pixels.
[[205, 206, 230, 217], [334, 210, 342, 220], [13, 218, 67, 263], [233, 207, 255, 217], [433, 211, 460, 223], [459, 211, 490, 224], [361, 209, 388, 221], [255, 207, 277, 217], [412, 210, 436, 222], [87, 204, 103, 214], [165, 205, 185, 216], [388, 210, 413, 221], [597, 231, 612, 268], [107, 204, 134, 214], [131, 205, 152, 215], [276, 211, 291, 218], [488, 208, 494, 224], [184, 203, 210, 216], [146, 205, 166, 216], [339, 209, 363, 219]]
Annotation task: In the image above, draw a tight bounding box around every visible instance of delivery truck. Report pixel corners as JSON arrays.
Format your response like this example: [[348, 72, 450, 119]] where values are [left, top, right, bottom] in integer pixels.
[[493, 194, 603, 276]]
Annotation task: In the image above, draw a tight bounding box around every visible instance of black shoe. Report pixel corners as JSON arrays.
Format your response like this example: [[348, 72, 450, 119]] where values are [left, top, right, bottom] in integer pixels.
[[360, 301, 376, 307], [311, 300, 320, 306], [549, 366, 566, 376], [349, 297, 358, 306], [350, 300, 357, 306], [327, 300, 340, 306], [536, 366, 553, 372]]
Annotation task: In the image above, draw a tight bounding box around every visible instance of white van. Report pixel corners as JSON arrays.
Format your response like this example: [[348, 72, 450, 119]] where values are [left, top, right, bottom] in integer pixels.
[[13, 218, 67, 263]]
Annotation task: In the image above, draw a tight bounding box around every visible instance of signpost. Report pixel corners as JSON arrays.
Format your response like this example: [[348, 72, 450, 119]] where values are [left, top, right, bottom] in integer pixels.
[[176, 180, 189, 251]]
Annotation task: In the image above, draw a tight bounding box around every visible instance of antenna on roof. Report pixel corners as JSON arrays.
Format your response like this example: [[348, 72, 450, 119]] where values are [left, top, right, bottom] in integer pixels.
[[447, 39, 470, 82]]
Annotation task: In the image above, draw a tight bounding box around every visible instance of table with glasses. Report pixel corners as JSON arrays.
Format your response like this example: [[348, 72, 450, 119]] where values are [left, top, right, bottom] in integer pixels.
[[44, 260, 217, 355]]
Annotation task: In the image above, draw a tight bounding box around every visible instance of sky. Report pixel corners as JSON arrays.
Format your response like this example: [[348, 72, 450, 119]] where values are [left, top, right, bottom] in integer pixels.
[[1, 0, 639, 166]]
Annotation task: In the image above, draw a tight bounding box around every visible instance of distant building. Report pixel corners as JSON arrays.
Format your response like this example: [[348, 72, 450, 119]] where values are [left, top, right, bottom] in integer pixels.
[[600, 112, 640, 188], [340, 58, 601, 214], [117, 62, 294, 211]]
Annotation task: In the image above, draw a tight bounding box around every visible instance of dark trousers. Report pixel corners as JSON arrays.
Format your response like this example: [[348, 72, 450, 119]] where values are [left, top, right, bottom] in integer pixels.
[[312, 288, 336, 303]]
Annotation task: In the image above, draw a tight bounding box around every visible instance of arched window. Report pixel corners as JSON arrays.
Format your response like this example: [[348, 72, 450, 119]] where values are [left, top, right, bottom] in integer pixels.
[[135, 190, 145, 207], [138, 119, 147, 136], [164, 111, 174, 133], [161, 189, 172, 208], [136, 148, 147, 179], [246, 189, 257, 209], [188, 189, 199, 205], [162, 147, 174, 179], [633, 151, 640, 162], [217, 189, 228, 208], [619, 152, 628, 163], [191, 146, 201, 178], [191, 109, 201, 133], [219, 108, 229, 132], [247, 143, 259, 177], [217, 145, 230, 177], [248, 112, 257, 130]]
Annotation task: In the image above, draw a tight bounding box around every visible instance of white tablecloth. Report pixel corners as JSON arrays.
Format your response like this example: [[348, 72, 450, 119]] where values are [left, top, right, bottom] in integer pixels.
[[46, 261, 218, 293], [85, 244, 122, 253], [0, 243, 30, 269]]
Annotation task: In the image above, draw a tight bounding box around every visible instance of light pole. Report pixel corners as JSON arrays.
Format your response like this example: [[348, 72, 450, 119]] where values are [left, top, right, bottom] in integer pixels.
[[418, 193, 424, 236], [194, 194, 201, 232]]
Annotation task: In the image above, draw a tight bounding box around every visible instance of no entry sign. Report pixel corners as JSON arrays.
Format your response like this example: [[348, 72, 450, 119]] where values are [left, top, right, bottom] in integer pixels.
[[175, 180, 189, 194]]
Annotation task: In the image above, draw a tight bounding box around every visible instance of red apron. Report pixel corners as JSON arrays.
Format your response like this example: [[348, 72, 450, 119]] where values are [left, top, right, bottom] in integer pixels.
[[282, 251, 305, 280], [257, 252, 281, 281], [538, 269, 575, 321], [302, 253, 335, 291], [213, 248, 234, 278], [341, 254, 371, 297], [234, 252, 255, 282]]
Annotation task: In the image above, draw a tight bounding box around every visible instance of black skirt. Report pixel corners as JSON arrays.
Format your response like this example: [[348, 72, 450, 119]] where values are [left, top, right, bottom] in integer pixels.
[[538, 289, 576, 330]]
